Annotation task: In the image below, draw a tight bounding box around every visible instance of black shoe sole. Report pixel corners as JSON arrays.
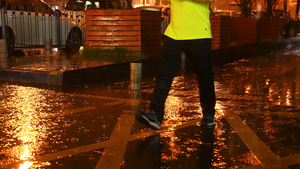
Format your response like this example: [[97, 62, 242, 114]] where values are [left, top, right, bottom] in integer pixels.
[[136, 111, 161, 130]]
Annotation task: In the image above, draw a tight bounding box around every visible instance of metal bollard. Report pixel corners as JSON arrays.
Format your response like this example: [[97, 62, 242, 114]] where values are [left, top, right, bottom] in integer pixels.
[[130, 62, 142, 98], [45, 38, 52, 56], [1, 8, 6, 40], [55, 10, 61, 51], [0, 39, 8, 68]]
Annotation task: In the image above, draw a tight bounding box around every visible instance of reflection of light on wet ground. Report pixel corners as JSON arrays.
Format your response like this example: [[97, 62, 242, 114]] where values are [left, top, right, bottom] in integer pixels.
[[155, 50, 300, 167], [286, 89, 291, 106], [160, 131, 181, 161], [131, 47, 299, 168], [164, 76, 200, 128], [245, 85, 251, 94], [164, 95, 182, 127], [7, 51, 115, 75], [159, 75, 231, 167], [19, 161, 33, 169], [212, 122, 227, 168], [0, 47, 299, 168], [0, 85, 54, 168]]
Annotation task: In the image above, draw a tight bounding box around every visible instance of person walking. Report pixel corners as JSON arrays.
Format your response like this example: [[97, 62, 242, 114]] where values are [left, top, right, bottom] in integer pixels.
[[136, 0, 216, 130]]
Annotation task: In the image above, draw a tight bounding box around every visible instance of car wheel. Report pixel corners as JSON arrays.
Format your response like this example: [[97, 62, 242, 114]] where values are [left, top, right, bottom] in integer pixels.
[[65, 27, 82, 53], [0, 26, 15, 56]]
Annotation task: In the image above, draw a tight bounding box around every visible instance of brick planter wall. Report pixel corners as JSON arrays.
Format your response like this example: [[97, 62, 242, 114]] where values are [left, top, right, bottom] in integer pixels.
[[84, 9, 161, 57], [210, 15, 231, 50], [230, 18, 263, 46], [262, 18, 283, 41]]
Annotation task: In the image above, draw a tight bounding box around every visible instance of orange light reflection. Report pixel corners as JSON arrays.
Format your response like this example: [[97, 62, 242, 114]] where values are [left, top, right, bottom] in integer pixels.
[[1, 85, 52, 168], [286, 89, 291, 106], [161, 76, 226, 165]]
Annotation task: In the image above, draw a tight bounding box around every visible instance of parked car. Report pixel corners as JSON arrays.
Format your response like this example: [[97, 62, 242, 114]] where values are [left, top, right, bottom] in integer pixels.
[[0, 0, 83, 55], [65, 0, 117, 10], [251, 10, 292, 21], [134, 5, 170, 17], [273, 9, 292, 22], [211, 10, 239, 18], [251, 11, 267, 19]]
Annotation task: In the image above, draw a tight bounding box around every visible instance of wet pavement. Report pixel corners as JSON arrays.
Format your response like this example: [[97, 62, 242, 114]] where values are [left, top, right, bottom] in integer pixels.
[[0, 38, 295, 86], [0, 49, 135, 86], [0, 45, 300, 169]]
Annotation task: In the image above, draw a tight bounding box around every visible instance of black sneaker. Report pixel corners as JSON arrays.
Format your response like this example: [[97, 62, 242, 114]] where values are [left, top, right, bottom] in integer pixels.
[[136, 110, 161, 130], [201, 115, 215, 127]]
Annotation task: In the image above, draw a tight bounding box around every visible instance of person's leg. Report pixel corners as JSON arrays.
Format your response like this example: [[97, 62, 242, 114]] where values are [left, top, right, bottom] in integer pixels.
[[185, 39, 216, 119], [150, 36, 182, 123]]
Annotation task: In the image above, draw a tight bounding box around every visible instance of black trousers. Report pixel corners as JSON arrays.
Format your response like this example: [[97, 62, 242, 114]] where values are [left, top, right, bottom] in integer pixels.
[[150, 36, 216, 122]]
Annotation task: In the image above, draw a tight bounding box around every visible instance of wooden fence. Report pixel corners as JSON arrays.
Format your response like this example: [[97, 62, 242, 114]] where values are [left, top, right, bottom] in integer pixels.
[[262, 19, 283, 41], [210, 15, 231, 50], [84, 9, 161, 56], [230, 18, 263, 46], [85, 10, 284, 54]]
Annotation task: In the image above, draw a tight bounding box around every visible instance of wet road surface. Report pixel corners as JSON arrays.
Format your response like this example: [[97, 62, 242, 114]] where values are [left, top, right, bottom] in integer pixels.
[[0, 47, 299, 169]]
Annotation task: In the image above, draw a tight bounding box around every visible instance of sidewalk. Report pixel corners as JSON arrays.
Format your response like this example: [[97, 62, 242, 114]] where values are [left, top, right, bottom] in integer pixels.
[[0, 40, 299, 169], [1, 37, 300, 86]]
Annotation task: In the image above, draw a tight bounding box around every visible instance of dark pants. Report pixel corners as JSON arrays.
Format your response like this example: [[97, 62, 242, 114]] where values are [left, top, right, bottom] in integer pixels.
[[150, 36, 216, 122]]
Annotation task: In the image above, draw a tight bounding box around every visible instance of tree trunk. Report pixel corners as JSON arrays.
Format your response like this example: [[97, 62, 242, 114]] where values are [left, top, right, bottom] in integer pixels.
[[239, 0, 253, 17], [118, 0, 132, 9], [283, 0, 287, 20], [266, 0, 273, 18], [295, 0, 300, 20]]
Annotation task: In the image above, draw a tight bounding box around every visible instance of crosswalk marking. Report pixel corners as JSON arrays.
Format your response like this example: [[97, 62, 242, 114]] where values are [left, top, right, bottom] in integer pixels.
[[95, 113, 135, 169], [36, 102, 299, 169]]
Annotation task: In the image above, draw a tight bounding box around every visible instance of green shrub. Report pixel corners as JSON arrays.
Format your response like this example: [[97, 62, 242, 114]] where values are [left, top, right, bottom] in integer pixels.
[[80, 48, 148, 62]]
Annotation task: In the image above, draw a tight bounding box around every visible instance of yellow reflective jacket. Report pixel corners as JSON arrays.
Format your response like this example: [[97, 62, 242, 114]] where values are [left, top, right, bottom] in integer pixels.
[[164, 0, 212, 40]]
